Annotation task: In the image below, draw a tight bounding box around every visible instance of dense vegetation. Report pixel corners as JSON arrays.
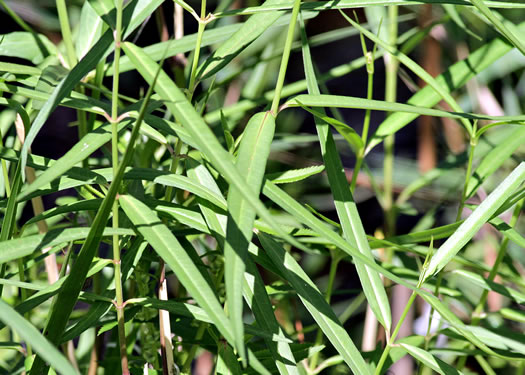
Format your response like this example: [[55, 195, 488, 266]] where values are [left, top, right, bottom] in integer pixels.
[[1, 0, 525, 374]]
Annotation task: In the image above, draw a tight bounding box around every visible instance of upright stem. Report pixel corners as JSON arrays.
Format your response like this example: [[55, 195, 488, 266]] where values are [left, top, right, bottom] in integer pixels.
[[188, 0, 207, 97], [111, 0, 129, 373], [270, 0, 302, 115], [383, 5, 399, 238], [55, 0, 77, 69]]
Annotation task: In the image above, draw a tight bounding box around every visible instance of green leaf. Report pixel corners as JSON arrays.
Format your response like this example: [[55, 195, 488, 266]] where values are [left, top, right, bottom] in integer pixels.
[[466, 126, 525, 199], [286, 94, 525, 123], [20, 0, 164, 180], [297, 104, 364, 151], [266, 165, 325, 184], [367, 20, 525, 151], [75, 1, 104, 60], [0, 300, 79, 375], [258, 233, 371, 375], [121, 41, 308, 257], [400, 343, 464, 375], [0, 32, 57, 64], [300, 22, 391, 332], [423, 162, 525, 281], [197, 0, 285, 80], [339, 9, 473, 136], [0, 228, 134, 264], [119, 194, 242, 351], [224, 111, 275, 364]]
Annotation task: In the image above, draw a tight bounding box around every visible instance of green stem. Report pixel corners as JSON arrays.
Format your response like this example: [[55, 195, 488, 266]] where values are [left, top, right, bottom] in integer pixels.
[[0, 0, 34, 33], [270, 0, 302, 115], [351, 62, 374, 193], [55, 0, 77, 69], [110, 0, 129, 373], [383, 5, 399, 238], [375, 291, 417, 375], [0, 133, 11, 197], [188, 0, 208, 97]]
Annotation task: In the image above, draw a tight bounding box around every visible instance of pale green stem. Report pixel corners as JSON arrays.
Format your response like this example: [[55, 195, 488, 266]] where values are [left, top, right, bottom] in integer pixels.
[[270, 0, 302, 115], [110, 0, 129, 373], [375, 291, 417, 375], [0, 0, 33, 33], [0, 133, 11, 197], [383, 5, 399, 238], [351, 62, 374, 193], [188, 0, 207, 97], [55, 0, 77, 69]]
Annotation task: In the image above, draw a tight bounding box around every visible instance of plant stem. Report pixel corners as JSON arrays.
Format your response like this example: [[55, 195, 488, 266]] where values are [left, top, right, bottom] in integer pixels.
[[374, 291, 417, 375], [351, 55, 374, 193], [383, 5, 399, 238], [55, 0, 77, 69], [270, 0, 302, 115], [110, 0, 129, 373], [188, 0, 207, 97]]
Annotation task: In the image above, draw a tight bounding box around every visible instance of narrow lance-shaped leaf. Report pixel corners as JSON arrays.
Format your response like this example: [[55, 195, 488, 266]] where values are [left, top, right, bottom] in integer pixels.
[[197, 0, 285, 80], [423, 162, 525, 281], [366, 20, 525, 151], [224, 111, 275, 364], [20, 0, 164, 179], [121, 41, 309, 256], [28, 43, 161, 374], [400, 343, 464, 375], [119, 195, 235, 344], [0, 300, 79, 375], [186, 161, 298, 375], [258, 233, 371, 375], [300, 17, 391, 332]]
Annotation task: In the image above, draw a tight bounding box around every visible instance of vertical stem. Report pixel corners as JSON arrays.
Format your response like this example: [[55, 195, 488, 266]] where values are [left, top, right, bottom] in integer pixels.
[[55, 0, 77, 69], [270, 0, 302, 115], [111, 0, 129, 373], [374, 291, 417, 375], [188, 0, 207, 97], [351, 56, 374, 193], [383, 5, 399, 238]]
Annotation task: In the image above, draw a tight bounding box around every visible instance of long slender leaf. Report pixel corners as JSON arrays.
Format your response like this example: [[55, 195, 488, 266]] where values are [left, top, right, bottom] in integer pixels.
[[0, 300, 79, 375], [258, 233, 371, 375], [300, 20, 391, 332], [423, 162, 525, 280]]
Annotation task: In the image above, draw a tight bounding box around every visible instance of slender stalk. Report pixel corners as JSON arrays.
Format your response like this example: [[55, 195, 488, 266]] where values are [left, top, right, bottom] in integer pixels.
[[351, 52, 374, 193], [188, 0, 208, 97], [110, 0, 129, 373], [0, 131, 11, 198], [55, 0, 77, 69], [0, 0, 34, 33], [374, 291, 417, 375], [270, 0, 302, 115], [383, 5, 399, 238]]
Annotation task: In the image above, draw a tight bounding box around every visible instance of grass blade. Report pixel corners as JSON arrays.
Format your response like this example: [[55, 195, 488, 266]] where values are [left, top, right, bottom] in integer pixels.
[[400, 343, 464, 375]]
